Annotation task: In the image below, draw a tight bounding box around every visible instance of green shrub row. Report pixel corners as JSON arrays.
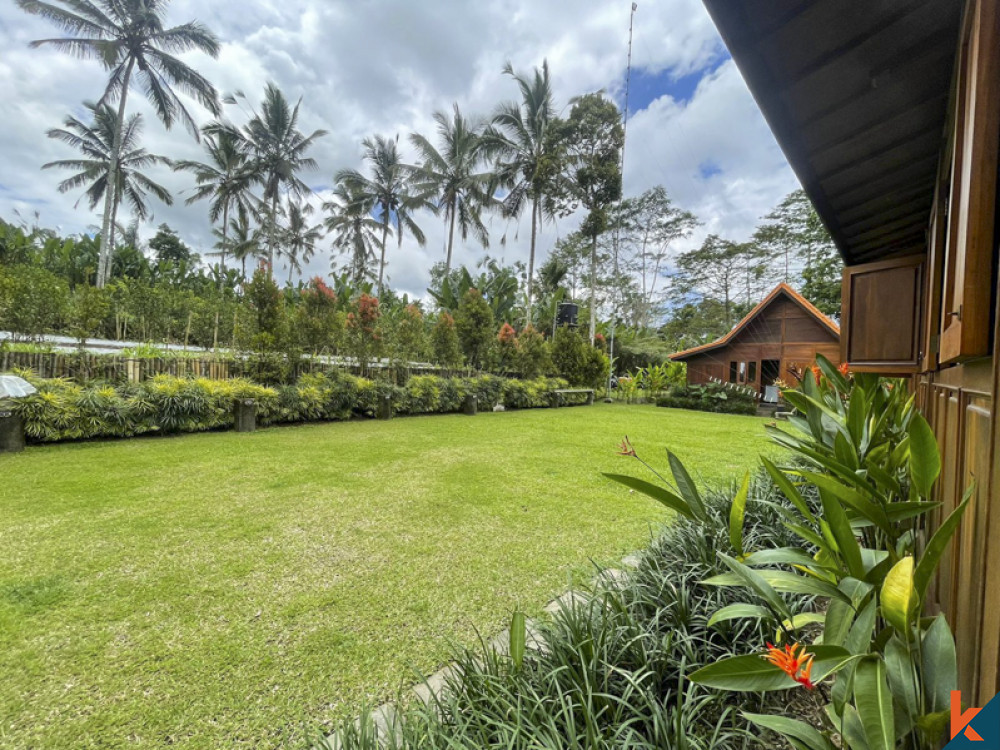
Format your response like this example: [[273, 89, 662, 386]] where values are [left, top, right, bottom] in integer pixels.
[[6, 372, 576, 444], [656, 381, 757, 415]]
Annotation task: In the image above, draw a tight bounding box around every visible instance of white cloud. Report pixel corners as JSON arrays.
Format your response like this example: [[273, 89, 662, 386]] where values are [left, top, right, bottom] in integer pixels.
[[0, 0, 799, 301]]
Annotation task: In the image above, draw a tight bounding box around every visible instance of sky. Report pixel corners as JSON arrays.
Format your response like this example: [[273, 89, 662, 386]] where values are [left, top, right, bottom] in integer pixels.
[[0, 0, 801, 300]]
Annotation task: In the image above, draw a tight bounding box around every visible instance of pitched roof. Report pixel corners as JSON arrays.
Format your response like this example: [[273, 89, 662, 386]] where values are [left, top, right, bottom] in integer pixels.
[[669, 283, 840, 361]]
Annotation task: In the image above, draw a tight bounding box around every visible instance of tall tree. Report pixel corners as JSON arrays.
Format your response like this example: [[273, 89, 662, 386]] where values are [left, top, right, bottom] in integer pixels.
[[17, 0, 221, 287], [409, 104, 495, 275], [335, 134, 433, 297], [612, 186, 698, 328], [279, 198, 324, 284], [323, 179, 384, 286], [672, 234, 744, 329], [483, 60, 563, 322], [552, 92, 624, 342], [235, 83, 327, 276], [216, 206, 262, 280], [173, 129, 254, 273], [43, 103, 173, 257]]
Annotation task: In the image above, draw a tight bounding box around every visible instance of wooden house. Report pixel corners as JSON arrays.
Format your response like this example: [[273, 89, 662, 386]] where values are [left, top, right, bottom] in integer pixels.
[[702, 0, 999, 701], [670, 283, 840, 395]]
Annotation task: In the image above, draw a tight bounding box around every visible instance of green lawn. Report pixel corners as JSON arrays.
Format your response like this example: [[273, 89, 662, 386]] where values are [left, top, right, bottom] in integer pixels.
[[0, 403, 773, 749]]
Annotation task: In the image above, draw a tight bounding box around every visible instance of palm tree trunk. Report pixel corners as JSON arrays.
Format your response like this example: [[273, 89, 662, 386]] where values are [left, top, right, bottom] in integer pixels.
[[526, 195, 538, 325], [445, 198, 456, 276], [221, 203, 229, 274], [97, 58, 135, 289], [377, 212, 389, 298], [589, 233, 597, 344], [267, 194, 278, 278]]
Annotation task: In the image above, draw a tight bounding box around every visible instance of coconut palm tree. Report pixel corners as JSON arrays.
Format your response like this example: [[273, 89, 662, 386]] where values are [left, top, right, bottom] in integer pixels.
[[409, 104, 495, 276], [336, 134, 435, 297], [43, 103, 173, 258], [482, 60, 562, 322], [215, 206, 263, 280], [280, 199, 324, 284], [322, 179, 385, 285], [235, 83, 327, 276], [17, 0, 221, 287], [173, 129, 254, 272]]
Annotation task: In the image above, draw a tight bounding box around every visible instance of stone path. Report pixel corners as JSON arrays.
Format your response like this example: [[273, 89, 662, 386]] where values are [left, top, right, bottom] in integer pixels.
[[323, 553, 642, 749]]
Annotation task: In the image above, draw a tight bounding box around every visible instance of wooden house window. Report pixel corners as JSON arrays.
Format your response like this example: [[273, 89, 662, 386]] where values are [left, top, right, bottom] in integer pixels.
[[938, 0, 999, 364], [748, 361, 757, 383], [729, 361, 738, 382]]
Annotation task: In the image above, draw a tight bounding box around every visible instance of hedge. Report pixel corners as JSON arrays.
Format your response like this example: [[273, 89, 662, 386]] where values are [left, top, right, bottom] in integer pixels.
[[656, 381, 758, 415], [5, 372, 579, 445]]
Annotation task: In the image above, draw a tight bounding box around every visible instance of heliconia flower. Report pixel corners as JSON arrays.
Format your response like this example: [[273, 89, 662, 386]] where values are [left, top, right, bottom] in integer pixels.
[[617, 436, 637, 457], [811, 364, 821, 384], [762, 642, 815, 690], [838, 361, 850, 377]]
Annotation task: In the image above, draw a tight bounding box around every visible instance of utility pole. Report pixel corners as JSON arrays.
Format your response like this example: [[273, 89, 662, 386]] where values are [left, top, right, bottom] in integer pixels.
[[607, 1, 637, 402]]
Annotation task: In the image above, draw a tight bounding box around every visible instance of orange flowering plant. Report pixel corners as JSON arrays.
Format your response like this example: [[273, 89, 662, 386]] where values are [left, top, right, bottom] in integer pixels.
[[611, 354, 972, 750]]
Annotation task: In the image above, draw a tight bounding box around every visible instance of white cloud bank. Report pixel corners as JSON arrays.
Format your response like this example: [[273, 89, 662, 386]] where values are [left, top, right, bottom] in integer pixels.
[[0, 0, 800, 299]]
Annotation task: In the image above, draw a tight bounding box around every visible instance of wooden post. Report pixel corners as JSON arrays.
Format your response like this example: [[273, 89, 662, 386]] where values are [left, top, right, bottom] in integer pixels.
[[586, 390, 595, 405]]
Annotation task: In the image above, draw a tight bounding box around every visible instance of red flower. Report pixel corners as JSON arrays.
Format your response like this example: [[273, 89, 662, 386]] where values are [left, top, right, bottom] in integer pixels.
[[763, 642, 815, 690], [838, 362, 850, 377], [811, 364, 821, 384], [617, 436, 637, 457]]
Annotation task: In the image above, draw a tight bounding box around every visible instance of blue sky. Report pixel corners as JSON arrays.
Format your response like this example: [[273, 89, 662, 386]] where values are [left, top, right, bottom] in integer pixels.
[[0, 0, 798, 299]]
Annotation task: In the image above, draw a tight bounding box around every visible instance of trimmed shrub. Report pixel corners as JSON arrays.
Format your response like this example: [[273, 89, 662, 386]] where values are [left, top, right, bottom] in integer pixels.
[[8, 371, 576, 444], [657, 382, 757, 415]]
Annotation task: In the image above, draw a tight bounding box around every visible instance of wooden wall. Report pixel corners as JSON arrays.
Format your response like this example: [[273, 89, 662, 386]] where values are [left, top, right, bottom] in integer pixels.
[[918, 340, 1000, 705], [682, 296, 840, 390]]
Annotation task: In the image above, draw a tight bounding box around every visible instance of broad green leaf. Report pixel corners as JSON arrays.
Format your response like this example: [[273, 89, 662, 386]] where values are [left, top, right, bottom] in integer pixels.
[[761, 457, 816, 523], [921, 615, 957, 714], [712, 552, 791, 620], [819, 487, 865, 579], [883, 501, 941, 524], [816, 353, 850, 394], [743, 547, 831, 570], [509, 611, 526, 670], [704, 567, 850, 604], [854, 658, 895, 750], [834, 430, 859, 471], [881, 557, 918, 636], [708, 603, 770, 628], [667, 451, 706, 521], [846, 598, 878, 656], [743, 712, 836, 750], [729, 470, 750, 558], [914, 485, 974, 600], [602, 473, 694, 520], [800, 471, 891, 534], [907, 413, 940, 497], [781, 611, 826, 632], [915, 711, 949, 745], [689, 645, 851, 691], [884, 636, 919, 721]]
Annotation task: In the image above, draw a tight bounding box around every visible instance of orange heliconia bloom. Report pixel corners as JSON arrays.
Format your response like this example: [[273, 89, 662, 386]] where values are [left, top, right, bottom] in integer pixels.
[[838, 361, 850, 377], [763, 642, 815, 690], [811, 364, 822, 384], [617, 436, 637, 457]]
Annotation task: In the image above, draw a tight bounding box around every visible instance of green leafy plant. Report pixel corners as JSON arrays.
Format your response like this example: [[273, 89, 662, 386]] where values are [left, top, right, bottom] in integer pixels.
[[611, 356, 969, 750]]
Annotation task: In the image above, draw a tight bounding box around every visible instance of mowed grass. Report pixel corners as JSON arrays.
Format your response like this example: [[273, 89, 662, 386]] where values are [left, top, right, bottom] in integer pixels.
[[0, 403, 774, 749]]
